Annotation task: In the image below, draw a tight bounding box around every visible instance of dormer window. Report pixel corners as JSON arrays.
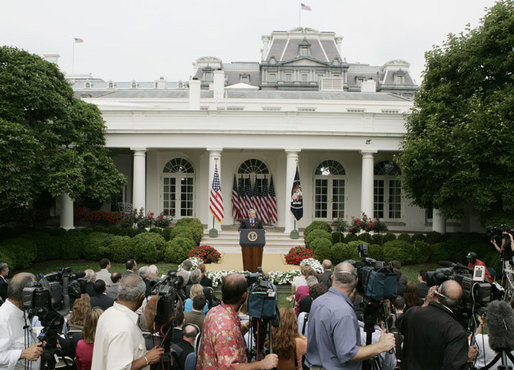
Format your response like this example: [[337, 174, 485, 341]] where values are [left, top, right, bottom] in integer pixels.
[[108, 81, 114, 89], [131, 80, 137, 89], [240, 74, 250, 84], [85, 82, 91, 89], [299, 38, 311, 57], [203, 66, 214, 82], [393, 70, 406, 84], [355, 76, 366, 87]]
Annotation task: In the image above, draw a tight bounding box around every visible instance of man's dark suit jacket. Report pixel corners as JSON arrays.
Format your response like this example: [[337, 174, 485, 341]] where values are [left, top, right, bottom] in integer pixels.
[[319, 270, 332, 288], [0, 276, 8, 302], [397, 302, 469, 370], [239, 218, 264, 230], [90, 293, 115, 311]]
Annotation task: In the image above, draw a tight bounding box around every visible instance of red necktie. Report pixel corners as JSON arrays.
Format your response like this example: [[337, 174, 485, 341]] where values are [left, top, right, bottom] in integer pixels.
[[251, 219, 254, 228]]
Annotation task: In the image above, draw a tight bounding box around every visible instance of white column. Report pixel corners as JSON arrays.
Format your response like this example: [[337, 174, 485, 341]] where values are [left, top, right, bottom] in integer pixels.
[[285, 149, 300, 234], [432, 208, 447, 234], [360, 150, 377, 218], [59, 194, 74, 230], [208, 148, 222, 231], [132, 148, 147, 211]]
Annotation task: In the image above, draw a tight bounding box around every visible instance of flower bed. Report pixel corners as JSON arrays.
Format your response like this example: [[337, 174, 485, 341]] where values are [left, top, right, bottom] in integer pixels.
[[206, 269, 301, 287], [284, 246, 314, 265], [299, 258, 323, 274], [85, 210, 121, 225], [188, 245, 221, 264]]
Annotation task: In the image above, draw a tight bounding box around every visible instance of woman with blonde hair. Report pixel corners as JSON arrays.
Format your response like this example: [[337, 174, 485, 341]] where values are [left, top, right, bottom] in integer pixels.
[[266, 307, 307, 369], [75, 307, 103, 370], [68, 294, 91, 330], [184, 284, 209, 314]]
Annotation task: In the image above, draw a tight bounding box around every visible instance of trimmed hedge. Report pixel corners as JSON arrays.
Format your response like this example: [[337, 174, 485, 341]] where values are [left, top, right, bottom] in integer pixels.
[[305, 229, 332, 249], [165, 237, 195, 263], [130, 233, 167, 263], [331, 232, 344, 244], [331, 242, 359, 263], [310, 238, 333, 255], [84, 232, 115, 261], [0, 237, 37, 269], [398, 233, 411, 243], [304, 221, 332, 239], [109, 235, 134, 262]]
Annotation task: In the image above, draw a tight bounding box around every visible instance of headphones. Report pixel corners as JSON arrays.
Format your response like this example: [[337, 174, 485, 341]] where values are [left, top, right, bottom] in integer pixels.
[[435, 285, 458, 308]]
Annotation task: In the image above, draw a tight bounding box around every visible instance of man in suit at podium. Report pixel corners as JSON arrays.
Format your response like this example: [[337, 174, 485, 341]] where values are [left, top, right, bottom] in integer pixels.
[[239, 209, 263, 230]]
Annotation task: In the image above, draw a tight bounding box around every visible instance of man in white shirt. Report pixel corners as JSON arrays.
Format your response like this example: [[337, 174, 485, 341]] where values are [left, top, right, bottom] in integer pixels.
[[92, 274, 164, 370], [96, 258, 112, 287], [0, 273, 43, 370]]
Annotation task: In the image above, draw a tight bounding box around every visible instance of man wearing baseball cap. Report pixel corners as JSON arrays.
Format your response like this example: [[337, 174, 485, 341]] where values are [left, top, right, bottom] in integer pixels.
[[466, 252, 493, 282]]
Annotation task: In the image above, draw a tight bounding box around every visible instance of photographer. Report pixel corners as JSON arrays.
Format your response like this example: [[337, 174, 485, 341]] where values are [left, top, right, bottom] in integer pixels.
[[197, 273, 278, 369], [466, 252, 493, 283], [397, 280, 476, 369], [0, 262, 8, 304], [305, 262, 395, 369], [0, 273, 44, 369], [492, 228, 513, 269], [91, 274, 164, 370]]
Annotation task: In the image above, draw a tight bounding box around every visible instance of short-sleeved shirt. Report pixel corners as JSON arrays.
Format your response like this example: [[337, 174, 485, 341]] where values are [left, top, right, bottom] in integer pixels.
[[306, 287, 361, 369], [196, 303, 247, 369]]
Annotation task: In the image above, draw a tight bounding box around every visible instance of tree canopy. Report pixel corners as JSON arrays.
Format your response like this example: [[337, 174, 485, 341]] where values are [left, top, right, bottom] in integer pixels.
[[0, 47, 126, 221], [397, 0, 514, 225]]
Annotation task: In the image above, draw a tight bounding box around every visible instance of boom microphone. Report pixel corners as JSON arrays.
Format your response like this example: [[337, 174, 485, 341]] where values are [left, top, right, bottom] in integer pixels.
[[487, 300, 514, 353]]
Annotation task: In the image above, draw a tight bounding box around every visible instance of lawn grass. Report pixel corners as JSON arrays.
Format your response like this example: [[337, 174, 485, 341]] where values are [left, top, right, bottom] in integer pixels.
[[402, 263, 440, 283]]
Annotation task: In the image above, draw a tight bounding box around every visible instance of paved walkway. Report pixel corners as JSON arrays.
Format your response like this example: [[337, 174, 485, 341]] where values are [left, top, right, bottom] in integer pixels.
[[206, 252, 300, 273]]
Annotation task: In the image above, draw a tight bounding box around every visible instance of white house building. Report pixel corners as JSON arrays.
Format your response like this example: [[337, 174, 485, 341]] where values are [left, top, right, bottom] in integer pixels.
[[60, 27, 479, 234]]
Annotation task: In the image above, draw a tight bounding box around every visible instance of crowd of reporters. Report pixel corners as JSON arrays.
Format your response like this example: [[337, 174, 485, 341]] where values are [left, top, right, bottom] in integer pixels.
[[1, 237, 514, 370]]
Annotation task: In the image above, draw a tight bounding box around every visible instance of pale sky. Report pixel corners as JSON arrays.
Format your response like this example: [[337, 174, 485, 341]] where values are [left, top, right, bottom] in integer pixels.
[[0, 0, 497, 85]]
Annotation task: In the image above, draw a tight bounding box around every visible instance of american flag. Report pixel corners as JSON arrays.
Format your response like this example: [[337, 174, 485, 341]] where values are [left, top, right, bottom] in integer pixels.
[[231, 174, 241, 221], [300, 3, 312, 11], [253, 178, 264, 220], [267, 175, 278, 224], [244, 178, 253, 218], [238, 175, 247, 218], [74, 38, 84, 43], [209, 165, 224, 222], [260, 177, 270, 225]]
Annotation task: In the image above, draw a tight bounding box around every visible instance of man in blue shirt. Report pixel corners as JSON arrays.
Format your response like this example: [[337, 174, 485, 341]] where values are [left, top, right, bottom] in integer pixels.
[[306, 261, 395, 369]]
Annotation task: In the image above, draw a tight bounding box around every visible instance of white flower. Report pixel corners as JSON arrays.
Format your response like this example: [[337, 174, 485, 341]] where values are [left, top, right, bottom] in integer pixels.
[[178, 257, 203, 271], [205, 269, 302, 286], [300, 258, 324, 274]]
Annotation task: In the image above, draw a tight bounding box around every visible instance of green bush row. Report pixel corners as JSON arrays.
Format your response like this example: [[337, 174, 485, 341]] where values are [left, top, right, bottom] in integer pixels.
[[0, 219, 205, 269]]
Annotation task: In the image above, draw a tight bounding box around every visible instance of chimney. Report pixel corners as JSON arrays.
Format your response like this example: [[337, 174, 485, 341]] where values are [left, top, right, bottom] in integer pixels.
[[212, 70, 225, 100], [189, 78, 201, 110], [43, 54, 60, 65], [361, 79, 376, 93]]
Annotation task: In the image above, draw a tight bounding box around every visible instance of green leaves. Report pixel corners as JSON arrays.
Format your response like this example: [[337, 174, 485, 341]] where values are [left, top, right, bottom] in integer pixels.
[[0, 47, 126, 221], [398, 0, 514, 224]]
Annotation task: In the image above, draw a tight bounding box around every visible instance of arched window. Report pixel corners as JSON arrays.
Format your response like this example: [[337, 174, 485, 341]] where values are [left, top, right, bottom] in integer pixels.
[[314, 160, 346, 220], [238, 159, 269, 174], [162, 158, 195, 217], [374, 161, 402, 219]]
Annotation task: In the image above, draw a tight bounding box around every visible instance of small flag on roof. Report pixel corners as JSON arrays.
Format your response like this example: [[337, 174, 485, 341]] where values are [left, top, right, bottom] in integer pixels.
[[74, 38, 84, 43], [300, 3, 312, 11]]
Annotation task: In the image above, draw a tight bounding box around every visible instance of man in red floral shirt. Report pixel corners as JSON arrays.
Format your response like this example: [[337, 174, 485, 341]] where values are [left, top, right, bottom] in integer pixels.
[[197, 274, 278, 369]]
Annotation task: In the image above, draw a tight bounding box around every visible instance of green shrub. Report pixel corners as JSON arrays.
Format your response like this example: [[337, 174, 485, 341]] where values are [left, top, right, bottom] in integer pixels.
[[411, 234, 426, 242], [129, 228, 147, 237], [314, 241, 332, 261], [21, 231, 61, 262], [331, 242, 359, 263], [61, 230, 86, 259], [331, 232, 344, 244], [149, 228, 163, 236], [305, 229, 332, 249], [382, 240, 419, 265], [0, 238, 37, 268], [413, 241, 431, 263], [304, 221, 332, 239], [162, 227, 173, 241], [0, 250, 15, 270], [164, 237, 195, 263], [369, 244, 384, 260], [175, 218, 204, 244], [371, 234, 384, 245], [425, 231, 444, 244], [429, 242, 451, 262], [310, 237, 333, 255], [130, 233, 167, 262], [109, 236, 134, 262], [168, 226, 195, 242], [358, 233, 373, 243], [84, 232, 115, 261], [90, 225, 109, 233], [383, 233, 397, 243], [344, 234, 359, 243], [398, 233, 411, 243]]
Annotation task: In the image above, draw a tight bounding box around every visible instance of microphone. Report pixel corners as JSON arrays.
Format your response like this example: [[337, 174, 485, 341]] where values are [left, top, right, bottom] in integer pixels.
[[487, 300, 514, 353], [438, 260, 473, 271]]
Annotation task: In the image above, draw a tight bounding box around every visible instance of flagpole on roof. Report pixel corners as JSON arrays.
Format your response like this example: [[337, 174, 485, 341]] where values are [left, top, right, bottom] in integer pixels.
[[299, 2, 301, 28]]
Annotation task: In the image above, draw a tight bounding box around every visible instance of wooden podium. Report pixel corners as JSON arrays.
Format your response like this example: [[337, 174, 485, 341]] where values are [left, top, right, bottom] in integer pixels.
[[239, 229, 266, 273]]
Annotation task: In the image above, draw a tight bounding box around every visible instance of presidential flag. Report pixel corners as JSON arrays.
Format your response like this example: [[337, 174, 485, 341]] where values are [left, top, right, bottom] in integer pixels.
[[209, 165, 224, 222], [232, 174, 241, 220], [267, 176, 278, 224], [290, 166, 303, 221]]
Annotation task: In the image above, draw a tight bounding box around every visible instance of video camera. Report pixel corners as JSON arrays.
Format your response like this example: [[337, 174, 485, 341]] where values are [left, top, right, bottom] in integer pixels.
[[21, 267, 86, 370], [486, 224, 513, 243], [348, 243, 398, 301], [150, 270, 185, 330], [246, 267, 279, 326]]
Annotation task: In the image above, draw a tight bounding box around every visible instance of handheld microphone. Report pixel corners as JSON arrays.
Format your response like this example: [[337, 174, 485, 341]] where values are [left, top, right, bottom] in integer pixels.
[[487, 300, 514, 353]]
